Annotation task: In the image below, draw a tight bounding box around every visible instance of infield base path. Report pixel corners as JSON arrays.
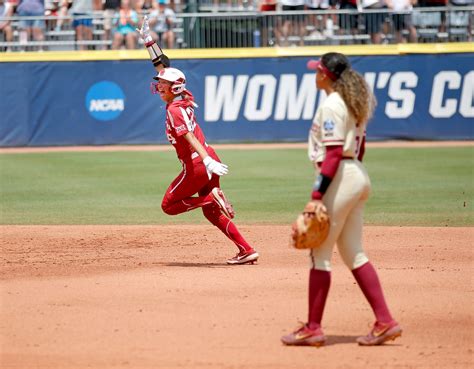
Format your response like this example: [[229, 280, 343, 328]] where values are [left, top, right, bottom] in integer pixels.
[[1, 225, 472, 369]]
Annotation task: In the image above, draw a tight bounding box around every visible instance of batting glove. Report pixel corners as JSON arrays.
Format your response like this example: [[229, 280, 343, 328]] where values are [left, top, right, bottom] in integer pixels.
[[203, 156, 229, 179], [136, 15, 153, 44]]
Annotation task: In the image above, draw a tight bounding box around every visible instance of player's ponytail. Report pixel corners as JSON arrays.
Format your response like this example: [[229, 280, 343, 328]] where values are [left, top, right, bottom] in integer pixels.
[[334, 69, 376, 126], [181, 90, 198, 108]]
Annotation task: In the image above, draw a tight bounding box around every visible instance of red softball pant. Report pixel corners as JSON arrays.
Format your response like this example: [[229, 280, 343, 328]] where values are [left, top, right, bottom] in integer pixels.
[[161, 148, 221, 215], [161, 148, 253, 253]]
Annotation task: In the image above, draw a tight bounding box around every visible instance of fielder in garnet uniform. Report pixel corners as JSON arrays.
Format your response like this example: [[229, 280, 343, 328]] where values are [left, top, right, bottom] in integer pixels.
[[281, 52, 401, 346], [136, 18, 259, 265]]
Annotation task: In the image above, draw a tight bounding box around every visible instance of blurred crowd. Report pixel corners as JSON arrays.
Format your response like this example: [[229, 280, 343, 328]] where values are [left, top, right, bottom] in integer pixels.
[[0, 0, 472, 51], [0, 0, 178, 51], [262, 0, 473, 46]]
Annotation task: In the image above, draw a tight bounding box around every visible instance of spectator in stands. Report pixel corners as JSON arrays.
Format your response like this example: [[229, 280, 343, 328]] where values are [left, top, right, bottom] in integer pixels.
[[148, 0, 175, 49], [276, 0, 307, 46], [0, 0, 14, 51], [305, 0, 330, 37], [417, 0, 447, 33], [111, 0, 138, 49], [16, 0, 46, 50], [335, 0, 359, 41], [360, 0, 387, 44], [134, 0, 156, 23], [44, 0, 60, 31], [386, 0, 417, 42], [102, 0, 121, 49], [136, 0, 156, 13], [213, 0, 245, 11], [258, 0, 277, 46], [449, 0, 474, 41], [57, 0, 94, 50]]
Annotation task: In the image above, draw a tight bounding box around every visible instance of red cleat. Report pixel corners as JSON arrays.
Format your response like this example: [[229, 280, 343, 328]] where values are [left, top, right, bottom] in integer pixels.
[[281, 324, 326, 347], [211, 187, 235, 219], [226, 250, 259, 265], [356, 320, 402, 346]]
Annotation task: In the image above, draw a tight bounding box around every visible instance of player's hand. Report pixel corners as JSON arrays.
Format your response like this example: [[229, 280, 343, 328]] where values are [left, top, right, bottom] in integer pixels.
[[304, 200, 327, 222], [203, 156, 229, 179], [136, 15, 153, 44]]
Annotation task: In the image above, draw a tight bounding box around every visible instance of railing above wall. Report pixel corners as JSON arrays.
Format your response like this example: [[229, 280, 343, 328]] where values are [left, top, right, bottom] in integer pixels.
[[0, 6, 472, 52]]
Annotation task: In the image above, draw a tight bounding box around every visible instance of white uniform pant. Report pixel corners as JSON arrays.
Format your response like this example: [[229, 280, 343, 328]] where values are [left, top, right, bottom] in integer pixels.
[[310, 160, 371, 271]]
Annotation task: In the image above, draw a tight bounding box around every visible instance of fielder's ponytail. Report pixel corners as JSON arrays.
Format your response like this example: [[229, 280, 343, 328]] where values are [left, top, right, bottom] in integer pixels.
[[334, 69, 376, 126]]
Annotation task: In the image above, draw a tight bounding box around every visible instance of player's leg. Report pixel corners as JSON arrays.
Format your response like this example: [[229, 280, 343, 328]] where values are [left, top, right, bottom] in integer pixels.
[[161, 166, 214, 215], [338, 203, 402, 345], [336, 163, 401, 345], [282, 168, 355, 346], [162, 149, 233, 216], [199, 177, 258, 265]]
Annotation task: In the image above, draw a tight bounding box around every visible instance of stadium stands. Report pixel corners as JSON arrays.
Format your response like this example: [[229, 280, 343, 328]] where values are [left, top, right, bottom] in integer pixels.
[[0, 4, 472, 51]]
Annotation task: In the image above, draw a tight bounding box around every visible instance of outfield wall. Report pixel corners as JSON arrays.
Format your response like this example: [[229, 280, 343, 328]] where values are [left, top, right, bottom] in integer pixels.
[[0, 44, 473, 147]]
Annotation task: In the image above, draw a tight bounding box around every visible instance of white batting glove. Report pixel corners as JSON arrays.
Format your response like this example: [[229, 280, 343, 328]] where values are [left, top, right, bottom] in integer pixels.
[[136, 15, 153, 44], [203, 156, 229, 179]]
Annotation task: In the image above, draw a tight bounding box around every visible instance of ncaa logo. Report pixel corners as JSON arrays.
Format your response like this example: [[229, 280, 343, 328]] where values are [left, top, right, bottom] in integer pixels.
[[323, 119, 335, 131], [86, 81, 125, 121]]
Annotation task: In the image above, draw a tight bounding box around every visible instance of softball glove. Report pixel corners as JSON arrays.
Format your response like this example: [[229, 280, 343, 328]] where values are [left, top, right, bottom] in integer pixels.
[[291, 203, 330, 250]]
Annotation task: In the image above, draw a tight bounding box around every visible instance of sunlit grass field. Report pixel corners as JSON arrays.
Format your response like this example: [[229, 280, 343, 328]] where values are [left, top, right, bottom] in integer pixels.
[[0, 146, 472, 226]]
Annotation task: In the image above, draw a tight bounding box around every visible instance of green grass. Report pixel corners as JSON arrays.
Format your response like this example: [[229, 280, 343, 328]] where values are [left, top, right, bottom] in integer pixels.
[[0, 147, 472, 226]]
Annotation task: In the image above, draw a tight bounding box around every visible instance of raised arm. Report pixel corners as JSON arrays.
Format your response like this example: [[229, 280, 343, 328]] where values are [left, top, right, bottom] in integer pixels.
[[136, 15, 170, 73]]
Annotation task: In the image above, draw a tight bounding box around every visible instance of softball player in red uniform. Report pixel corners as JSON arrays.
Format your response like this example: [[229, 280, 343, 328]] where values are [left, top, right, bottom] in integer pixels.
[[281, 52, 401, 346], [136, 18, 259, 265]]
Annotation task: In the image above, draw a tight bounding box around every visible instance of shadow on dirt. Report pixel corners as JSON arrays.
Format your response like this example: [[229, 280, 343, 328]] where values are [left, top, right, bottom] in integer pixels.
[[324, 335, 360, 345], [154, 262, 229, 268]]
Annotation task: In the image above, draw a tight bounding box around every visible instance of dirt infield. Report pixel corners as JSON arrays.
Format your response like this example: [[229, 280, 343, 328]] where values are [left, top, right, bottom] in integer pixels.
[[1, 225, 472, 369], [0, 140, 473, 153]]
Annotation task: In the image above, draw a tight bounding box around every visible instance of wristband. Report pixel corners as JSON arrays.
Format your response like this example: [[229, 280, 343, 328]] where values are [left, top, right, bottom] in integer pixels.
[[313, 174, 332, 195], [311, 190, 323, 200]]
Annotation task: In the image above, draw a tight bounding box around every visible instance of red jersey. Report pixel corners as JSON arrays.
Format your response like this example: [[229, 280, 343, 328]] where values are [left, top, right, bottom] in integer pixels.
[[165, 97, 208, 162]]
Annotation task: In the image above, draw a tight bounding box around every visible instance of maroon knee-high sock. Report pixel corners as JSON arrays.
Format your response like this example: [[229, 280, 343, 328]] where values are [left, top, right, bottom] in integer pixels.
[[307, 269, 331, 330], [352, 262, 393, 324], [202, 205, 253, 252]]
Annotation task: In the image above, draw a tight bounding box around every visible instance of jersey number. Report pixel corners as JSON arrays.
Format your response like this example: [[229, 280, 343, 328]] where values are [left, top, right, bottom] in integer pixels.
[[179, 106, 196, 132]]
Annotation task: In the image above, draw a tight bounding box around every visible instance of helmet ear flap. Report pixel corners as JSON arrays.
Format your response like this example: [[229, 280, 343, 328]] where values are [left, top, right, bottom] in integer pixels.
[[171, 77, 186, 95]]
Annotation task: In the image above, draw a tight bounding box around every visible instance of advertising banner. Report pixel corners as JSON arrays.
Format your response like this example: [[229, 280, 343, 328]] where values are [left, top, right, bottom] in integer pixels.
[[0, 53, 472, 146]]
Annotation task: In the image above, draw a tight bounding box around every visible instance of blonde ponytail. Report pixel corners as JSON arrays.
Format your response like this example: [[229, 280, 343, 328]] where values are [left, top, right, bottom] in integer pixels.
[[333, 69, 376, 126]]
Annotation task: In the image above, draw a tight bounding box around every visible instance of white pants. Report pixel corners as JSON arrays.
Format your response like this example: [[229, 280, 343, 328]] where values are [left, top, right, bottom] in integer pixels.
[[310, 160, 371, 271]]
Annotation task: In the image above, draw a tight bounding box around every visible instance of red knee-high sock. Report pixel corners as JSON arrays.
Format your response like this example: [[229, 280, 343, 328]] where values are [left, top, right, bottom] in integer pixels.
[[162, 194, 214, 215], [307, 269, 331, 330], [202, 205, 253, 252], [352, 262, 393, 324]]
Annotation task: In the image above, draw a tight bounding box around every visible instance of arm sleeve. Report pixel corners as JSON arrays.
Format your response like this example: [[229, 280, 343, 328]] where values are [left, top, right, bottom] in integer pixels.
[[321, 145, 343, 178], [311, 145, 343, 200]]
